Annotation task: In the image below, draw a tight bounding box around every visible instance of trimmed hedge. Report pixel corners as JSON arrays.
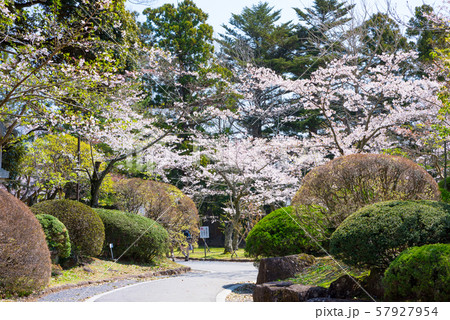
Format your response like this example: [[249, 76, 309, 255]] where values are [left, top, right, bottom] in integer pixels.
[[36, 214, 71, 263], [245, 206, 326, 258], [114, 178, 199, 247], [329, 200, 450, 270], [292, 154, 440, 228], [383, 244, 450, 301], [0, 189, 51, 296], [95, 209, 169, 262], [31, 200, 105, 257]]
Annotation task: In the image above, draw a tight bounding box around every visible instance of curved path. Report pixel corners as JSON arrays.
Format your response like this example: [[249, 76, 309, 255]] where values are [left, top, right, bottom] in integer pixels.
[[87, 260, 257, 302]]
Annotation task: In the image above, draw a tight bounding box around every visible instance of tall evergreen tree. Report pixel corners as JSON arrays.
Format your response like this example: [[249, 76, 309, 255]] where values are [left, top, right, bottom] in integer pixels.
[[407, 5, 448, 62]]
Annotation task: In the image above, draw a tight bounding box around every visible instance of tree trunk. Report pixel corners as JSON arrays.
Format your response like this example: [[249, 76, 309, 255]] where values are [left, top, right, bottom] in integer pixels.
[[90, 178, 103, 208], [232, 227, 239, 251], [223, 221, 234, 253]]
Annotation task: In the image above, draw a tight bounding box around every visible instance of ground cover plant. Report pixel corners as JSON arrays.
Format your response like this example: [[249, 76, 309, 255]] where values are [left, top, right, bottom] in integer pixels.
[[48, 257, 181, 289], [179, 247, 249, 260], [286, 256, 369, 289]]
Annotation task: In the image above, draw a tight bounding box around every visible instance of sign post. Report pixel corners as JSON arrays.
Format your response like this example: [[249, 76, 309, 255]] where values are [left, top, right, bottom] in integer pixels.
[[199, 226, 209, 259], [109, 243, 114, 260]]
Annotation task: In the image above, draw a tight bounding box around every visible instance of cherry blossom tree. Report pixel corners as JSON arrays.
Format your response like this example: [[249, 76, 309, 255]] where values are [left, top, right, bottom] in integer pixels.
[[161, 135, 303, 253], [248, 51, 442, 162]]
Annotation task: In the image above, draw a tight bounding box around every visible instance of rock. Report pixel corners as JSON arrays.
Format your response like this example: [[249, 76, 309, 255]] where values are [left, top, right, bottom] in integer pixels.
[[256, 254, 315, 284], [253, 281, 327, 302], [83, 267, 94, 273], [328, 275, 362, 299], [364, 270, 384, 299]]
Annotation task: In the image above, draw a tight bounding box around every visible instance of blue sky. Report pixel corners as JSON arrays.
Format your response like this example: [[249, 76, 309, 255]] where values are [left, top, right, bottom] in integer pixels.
[[125, 0, 441, 36]]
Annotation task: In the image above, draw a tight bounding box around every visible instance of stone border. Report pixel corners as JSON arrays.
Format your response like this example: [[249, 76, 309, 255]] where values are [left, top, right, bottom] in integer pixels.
[[216, 284, 243, 302]]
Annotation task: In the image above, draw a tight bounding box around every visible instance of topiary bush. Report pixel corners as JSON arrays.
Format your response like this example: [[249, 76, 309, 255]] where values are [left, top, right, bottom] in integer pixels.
[[0, 189, 51, 297], [292, 154, 440, 228], [383, 243, 450, 301], [330, 200, 450, 271], [114, 178, 199, 248], [36, 214, 71, 264], [95, 209, 169, 262], [31, 199, 105, 257], [245, 206, 327, 258]]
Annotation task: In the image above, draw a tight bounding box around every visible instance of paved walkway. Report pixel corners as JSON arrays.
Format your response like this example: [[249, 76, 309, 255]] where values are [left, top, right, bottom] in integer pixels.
[[38, 260, 257, 302], [88, 260, 257, 302]]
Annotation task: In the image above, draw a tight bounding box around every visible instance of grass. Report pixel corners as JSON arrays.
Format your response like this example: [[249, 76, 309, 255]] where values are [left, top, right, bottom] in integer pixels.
[[286, 256, 369, 288], [177, 246, 252, 260], [49, 256, 182, 288]]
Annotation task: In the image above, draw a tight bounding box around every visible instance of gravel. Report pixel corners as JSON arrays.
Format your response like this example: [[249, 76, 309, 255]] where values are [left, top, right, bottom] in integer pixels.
[[225, 283, 255, 302]]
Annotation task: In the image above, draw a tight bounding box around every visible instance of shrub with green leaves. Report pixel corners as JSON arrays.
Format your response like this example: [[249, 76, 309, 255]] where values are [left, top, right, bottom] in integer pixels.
[[245, 206, 326, 258], [31, 200, 105, 257], [383, 244, 450, 301], [95, 209, 169, 262], [330, 200, 450, 270], [36, 214, 71, 263]]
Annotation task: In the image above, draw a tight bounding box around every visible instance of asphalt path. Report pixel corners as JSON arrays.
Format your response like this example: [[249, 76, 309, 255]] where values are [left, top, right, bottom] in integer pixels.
[[87, 260, 258, 302]]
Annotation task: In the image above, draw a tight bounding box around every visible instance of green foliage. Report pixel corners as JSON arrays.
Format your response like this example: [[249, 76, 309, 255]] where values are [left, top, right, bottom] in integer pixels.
[[0, 189, 51, 297], [36, 214, 71, 263], [141, 0, 214, 68], [288, 256, 369, 289], [113, 178, 199, 248], [245, 206, 326, 258], [407, 5, 448, 62], [31, 200, 105, 257], [18, 134, 113, 204], [383, 244, 450, 301], [95, 209, 169, 262], [360, 13, 411, 55], [330, 200, 450, 270]]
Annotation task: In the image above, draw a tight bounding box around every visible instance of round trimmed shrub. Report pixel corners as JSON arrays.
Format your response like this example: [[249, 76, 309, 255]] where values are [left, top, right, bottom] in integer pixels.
[[383, 244, 450, 301], [95, 209, 169, 262], [36, 214, 71, 263], [31, 200, 105, 257], [292, 154, 440, 228], [330, 200, 450, 270], [0, 189, 51, 296], [114, 178, 199, 247], [245, 206, 326, 258]]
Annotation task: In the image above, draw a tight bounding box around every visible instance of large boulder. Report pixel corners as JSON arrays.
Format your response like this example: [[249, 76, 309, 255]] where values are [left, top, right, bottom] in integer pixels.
[[328, 275, 364, 299], [253, 281, 327, 302], [256, 254, 315, 284], [0, 189, 51, 296]]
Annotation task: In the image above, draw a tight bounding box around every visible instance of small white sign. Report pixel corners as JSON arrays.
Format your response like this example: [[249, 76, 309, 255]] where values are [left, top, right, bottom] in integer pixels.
[[200, 226, 209, 239], [109, 243, 114, 248]]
